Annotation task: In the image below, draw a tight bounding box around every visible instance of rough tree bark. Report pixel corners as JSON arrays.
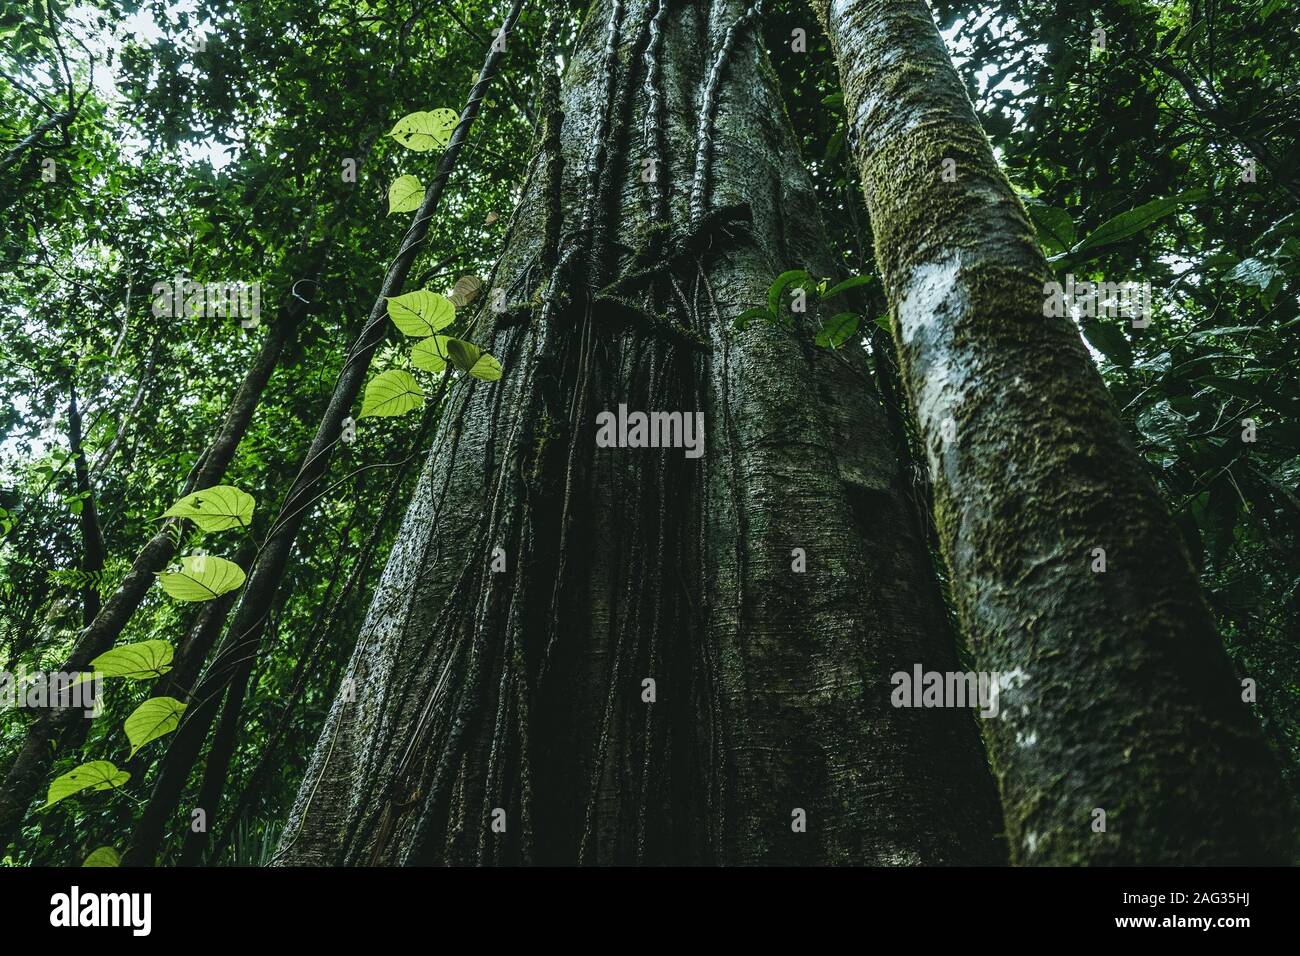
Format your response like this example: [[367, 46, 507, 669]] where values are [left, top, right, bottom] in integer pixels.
[[811, 0, 1290, 863], [274, 0, 1002, 867]]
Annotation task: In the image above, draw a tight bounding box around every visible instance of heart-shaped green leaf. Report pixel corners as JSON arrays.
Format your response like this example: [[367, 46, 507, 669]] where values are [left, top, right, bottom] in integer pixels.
[[386, 290, 455, 337], [444, 338, 481, 372], [411, 336, 454, 373], [86, 640, 175, 681], [158, 555, 246, 602], [388, 108, 458, 151], [161, 485, 255, 532], [41, 761, 130, 810], [388, 175, 424, 214], [359, 369, 423, 419], [468, 353, 502, 381], [82, 846, 121, 867], [124, 697, 187, 758]]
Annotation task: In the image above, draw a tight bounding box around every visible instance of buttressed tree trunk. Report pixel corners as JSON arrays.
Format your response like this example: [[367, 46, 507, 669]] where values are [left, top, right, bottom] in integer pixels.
[[811, 0, 1291, 863], [276, 0, 1002, 866]]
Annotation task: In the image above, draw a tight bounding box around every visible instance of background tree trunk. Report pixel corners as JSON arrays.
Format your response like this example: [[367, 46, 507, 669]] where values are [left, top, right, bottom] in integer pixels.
[[67, 385, 105, 627], [274, 0, 1003, 867], [811, 0, 1291, 863]]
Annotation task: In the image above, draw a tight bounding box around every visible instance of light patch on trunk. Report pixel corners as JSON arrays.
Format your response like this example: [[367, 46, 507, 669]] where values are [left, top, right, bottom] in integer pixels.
[[896, 254, 968, 476]]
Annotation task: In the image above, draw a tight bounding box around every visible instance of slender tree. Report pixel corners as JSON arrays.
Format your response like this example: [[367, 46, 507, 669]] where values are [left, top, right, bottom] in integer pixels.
[[66, 384, 105, 626], [810, 0, 1290, 863]]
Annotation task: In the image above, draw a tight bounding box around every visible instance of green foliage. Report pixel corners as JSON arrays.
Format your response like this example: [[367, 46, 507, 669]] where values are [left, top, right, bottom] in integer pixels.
[[814, 312, 861, 349], [735, 269, 872, 352], [157, 555, 247, 602], [386, 290, 456, 337], [442, 339, 502, 380], [124, 697, 186, 758], [359, 369, 424, 419], [41, 762, 130, 811], [1054, 190, 1209, 264], [85, 640, 176, 682], [411, 335, 455, 372], [388, 109, 458, 152], [81, 846, 121, 867], [161, 485, 256, 532], [387, 175, 425, 214], [0, 0, 538, 865]]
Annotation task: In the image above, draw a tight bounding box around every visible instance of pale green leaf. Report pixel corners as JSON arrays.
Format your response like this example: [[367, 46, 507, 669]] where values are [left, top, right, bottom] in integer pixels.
[[158, 555, 246, 602], [161, 485, 255, 532], [358, 369, 423, 419], [468, 353, 502, 381], [82, 846, 121, 867], [125, 697, 186, 758], [411, 335, 453, 372], [87, 640, 175, 681], [386, 290, 455, 336], [388, 108, 458, 152], [387, 175, 424, 215], [41, 761, 130, 810]]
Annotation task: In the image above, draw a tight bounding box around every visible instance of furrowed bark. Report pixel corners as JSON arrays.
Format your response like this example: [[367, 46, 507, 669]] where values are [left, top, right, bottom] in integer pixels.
[[122, 0, 526, 866], [811, 0, 1290, 863], [273, 0, 1001, 867], [0, 271, 318, 849]]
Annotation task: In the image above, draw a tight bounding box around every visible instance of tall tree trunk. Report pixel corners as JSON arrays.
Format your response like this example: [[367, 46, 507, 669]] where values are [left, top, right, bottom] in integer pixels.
[[0, 261, 321, 849], [811, 0, 1290, 863], [122, 0, 526, 866], [274, 0, 1001, 867], [67, 385, 106, 627]]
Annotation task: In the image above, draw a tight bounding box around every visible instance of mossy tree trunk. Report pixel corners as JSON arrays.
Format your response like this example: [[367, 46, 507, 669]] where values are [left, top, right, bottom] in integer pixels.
[[275, 0, 1002, 867], [811, 0, 1290, 863]]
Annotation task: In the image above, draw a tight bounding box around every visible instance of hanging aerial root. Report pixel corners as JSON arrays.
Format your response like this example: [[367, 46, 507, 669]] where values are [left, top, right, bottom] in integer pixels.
[[591, 294, 711, 350], [689, 1, 765, 224], [642, 0, 670, 227], [601, 203, 754, 300]]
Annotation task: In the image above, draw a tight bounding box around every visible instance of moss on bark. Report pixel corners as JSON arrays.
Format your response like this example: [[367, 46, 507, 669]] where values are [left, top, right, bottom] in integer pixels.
[[812, 0, 1293, 863]]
